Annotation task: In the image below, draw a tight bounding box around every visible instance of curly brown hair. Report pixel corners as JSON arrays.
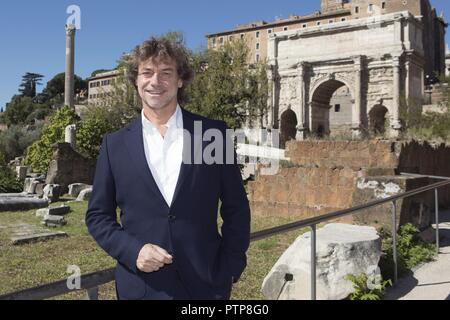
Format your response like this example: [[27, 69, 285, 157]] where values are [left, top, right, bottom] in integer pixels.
[[126, 36, 194, 105]]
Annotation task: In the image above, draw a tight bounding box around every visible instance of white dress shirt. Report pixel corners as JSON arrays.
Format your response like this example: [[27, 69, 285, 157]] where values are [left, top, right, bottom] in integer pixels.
[[141, 105, 184, 207]]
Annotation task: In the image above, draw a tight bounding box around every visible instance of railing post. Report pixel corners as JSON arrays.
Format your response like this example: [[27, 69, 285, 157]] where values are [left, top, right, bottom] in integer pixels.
[[86, 287, 99, 300], [311, 224, 317, 301], [435, 188, 440, 254], [391, 201, 398, 284]]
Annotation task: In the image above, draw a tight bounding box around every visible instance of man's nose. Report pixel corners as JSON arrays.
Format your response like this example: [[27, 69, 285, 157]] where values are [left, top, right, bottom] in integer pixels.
[[149, 72, 162, 85]]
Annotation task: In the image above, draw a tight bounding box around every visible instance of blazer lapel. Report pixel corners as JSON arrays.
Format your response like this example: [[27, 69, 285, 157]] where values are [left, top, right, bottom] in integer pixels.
[[171, 108, 198, 206], [124, 115, 168, 207]]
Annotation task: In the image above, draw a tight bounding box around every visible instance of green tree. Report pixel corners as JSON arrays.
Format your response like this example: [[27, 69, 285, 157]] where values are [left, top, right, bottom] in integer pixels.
[[25, 107, 78, 173], [44, 72, 87, 101], [2, 95, 35, 126], [91, 69, 111, 77], [19, 73, 44, 98], [185, 39, 268, 129], [0, 123, 43, 161]]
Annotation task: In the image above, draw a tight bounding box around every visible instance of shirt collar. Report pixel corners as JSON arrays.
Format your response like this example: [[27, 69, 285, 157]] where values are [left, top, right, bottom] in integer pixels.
[[141, 104, 183, 133]]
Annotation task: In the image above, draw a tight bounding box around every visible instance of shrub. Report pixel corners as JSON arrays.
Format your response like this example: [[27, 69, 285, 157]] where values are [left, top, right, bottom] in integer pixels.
[[379, 223, 436, 281], [76, 109, 115, 159], [0, 124, 43, 162], [25, 107, 77, 173], [345, 273, 392, 300], [0, 166, 24, 193]]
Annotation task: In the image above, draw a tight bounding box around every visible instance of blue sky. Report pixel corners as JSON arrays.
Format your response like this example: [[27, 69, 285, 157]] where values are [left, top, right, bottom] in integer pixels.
[[0, 0, 449, 110]]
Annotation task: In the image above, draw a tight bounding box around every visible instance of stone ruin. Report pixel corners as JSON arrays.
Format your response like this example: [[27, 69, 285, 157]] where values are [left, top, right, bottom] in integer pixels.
[[262, 223, 381, 300]]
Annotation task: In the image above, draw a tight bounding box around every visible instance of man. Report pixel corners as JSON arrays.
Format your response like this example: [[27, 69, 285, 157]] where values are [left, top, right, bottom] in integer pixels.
[[85, 36, 251, 300]]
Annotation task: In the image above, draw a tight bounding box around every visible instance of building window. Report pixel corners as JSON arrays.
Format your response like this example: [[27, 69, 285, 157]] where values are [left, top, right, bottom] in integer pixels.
[[341, 18, 346, 22], [219, 37, 224, 44], [256, 54, 260, 62], [256, 31, 260, 38], [212, 38, 216, 47], [335, 104, 341, 113], [368, 4, 373, 13], [302, 24, 307, 28], [240, 34, 245, 39], [355, 6, 359, 14], [268, 29, 272, 34], [283, 27, 288, 31], [229, 35, 233, 41], [329, 20, 334, 24], [317, 21, 321, 26], [382, 2, 386, 9], [256, 43, 260, 50]]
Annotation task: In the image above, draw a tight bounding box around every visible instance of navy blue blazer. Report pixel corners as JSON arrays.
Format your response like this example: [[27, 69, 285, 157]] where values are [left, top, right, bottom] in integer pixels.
[[85, 108, 251, 300]]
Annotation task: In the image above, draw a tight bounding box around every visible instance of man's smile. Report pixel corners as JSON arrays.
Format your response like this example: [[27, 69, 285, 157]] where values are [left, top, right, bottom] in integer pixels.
[[145, 89, 165, 96]]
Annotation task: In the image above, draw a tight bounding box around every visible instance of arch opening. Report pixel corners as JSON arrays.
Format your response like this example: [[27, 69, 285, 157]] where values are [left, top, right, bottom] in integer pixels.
[[369, 105, 389, 136], [280, 108, 298, 149], [310, 79, 353, 137]]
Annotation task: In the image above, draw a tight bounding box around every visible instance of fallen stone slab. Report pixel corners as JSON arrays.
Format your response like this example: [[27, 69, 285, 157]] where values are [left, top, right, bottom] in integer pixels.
[[35, 183, 46, 197], [36, 205, 71, 217], [68, 183, 92, 198], [43, 184, 61, 203], [0, 193, 36, 198], [42, 215, 67, 227], [2, 223, 68, 245], [77, 188, 92, 201], [261, 223, 381, 300], [11, 231, 68, 245], [0, 197, 49, 212]]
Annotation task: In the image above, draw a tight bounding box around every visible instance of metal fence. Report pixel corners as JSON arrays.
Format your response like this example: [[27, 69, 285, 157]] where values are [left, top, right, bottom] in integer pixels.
[[1, 174, 449, 300]]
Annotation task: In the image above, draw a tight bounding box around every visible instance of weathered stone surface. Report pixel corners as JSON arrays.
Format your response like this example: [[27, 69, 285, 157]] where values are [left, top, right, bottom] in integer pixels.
[[0, 193, 35, 198], [76, 188, 92, 201], [261, 223, 381, 300], [24, 176, 46, 194], [42, 214, 67, 227], [35, 183, 46, 197], [46, 143, 95, 195], [11, 232, 67, 244], [16, 166, 28, 180], [1, 223, 68, 245], [249, 140, 450, 230], [0, 196, 49, 212], [36, 205, 71, 217], [43, 184, 61, 203], [68, 183, 91, 198], [353, 176, 434, 230], [65, 124, 77, 149]]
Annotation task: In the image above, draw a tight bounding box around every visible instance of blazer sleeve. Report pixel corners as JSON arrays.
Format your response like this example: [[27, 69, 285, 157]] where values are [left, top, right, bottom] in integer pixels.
[[85, 134, 145, 273], [218, 121, 251, 282]]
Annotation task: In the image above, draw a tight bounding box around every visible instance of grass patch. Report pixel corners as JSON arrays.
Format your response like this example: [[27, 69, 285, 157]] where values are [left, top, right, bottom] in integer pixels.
[[0, 201, 308, 300]]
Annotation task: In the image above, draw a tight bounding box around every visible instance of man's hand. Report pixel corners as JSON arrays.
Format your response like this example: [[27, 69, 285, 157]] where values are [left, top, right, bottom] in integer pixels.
[[136, 244, 173, 273]]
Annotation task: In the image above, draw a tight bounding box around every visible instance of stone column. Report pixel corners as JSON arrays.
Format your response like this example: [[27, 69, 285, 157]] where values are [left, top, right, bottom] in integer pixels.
[[352, 56, 363, 138], [266, 66, 275, 129], [65, 24, 76, 109], [296, 61, 308, 140], [65, 124, 77, 149], [405, 58, 410, 100], [267, 36, 279, 130], [391, 56, 402, 137]]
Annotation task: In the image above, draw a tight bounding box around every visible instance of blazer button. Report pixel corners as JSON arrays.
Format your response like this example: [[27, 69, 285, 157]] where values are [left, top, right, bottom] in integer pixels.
[[168, 215, 176, 222]]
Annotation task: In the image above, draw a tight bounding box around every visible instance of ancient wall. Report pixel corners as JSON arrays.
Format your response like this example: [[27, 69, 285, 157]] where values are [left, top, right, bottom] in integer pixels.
[[248, 139, 450, 229]]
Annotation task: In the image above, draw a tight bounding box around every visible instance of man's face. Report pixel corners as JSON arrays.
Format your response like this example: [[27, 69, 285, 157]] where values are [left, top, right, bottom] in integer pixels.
[[136, 56, 183, 111]]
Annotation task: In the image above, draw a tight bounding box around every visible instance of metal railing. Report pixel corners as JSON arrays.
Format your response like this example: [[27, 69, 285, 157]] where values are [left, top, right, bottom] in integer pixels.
[[1, 175, 450, 300]]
